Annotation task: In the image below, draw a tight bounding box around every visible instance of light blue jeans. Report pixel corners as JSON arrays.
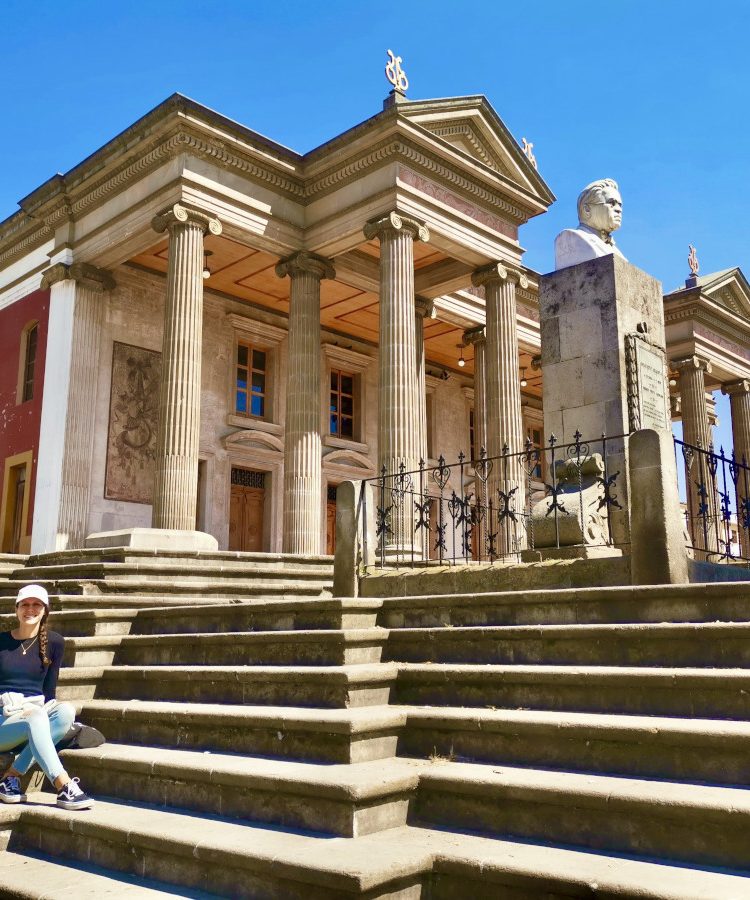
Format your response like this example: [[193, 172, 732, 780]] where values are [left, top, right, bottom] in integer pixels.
[[0, 702, 75, 783]]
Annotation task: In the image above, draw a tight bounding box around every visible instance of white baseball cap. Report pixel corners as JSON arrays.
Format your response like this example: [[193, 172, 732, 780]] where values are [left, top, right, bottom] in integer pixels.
[[15, 584, 49, 607]]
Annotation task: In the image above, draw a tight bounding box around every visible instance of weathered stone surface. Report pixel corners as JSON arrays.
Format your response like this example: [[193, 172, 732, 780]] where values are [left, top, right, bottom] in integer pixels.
[[629, 429, 689, 585]]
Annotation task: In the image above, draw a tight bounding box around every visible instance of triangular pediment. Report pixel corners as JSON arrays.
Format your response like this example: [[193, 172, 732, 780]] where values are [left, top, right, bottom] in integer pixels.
[[700, 268, 750, 319], [398, 97, 554, 204]]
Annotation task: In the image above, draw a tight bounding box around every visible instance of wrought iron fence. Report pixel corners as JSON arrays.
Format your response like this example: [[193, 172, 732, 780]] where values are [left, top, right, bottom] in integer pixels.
[[674, 438, 750, 564], [363, 432, 626, 568]]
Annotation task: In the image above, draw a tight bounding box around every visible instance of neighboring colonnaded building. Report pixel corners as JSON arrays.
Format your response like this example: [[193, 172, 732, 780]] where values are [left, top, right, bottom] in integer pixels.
[[1, 90, 749, 557]]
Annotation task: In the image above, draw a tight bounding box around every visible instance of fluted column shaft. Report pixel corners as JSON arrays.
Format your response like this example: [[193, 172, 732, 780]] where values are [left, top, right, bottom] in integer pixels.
[[723, 379, 750, 556], [365, 212, 429, 552], [473, 264, 526, 555], [276, 252, 335, 554], [32, 263, 114, 552], [414, 298, 432, 466], [151, 203, 221, 531], [673, 355, 716, 552], [464, 326, 487, 459]]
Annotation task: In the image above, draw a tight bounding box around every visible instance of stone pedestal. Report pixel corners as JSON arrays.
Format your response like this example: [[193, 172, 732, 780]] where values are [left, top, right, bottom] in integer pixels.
[[86, 527, 218, 552], [539, 255, 668, 545], [276, 251, 335, 555]]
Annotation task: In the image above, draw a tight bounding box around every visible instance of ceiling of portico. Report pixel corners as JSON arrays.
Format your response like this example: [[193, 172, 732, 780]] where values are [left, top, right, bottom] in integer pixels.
[[129, 233, 543, 403]]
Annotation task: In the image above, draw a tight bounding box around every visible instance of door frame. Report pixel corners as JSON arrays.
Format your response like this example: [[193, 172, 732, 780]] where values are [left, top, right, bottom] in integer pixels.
[[0, 450, 33, 554]]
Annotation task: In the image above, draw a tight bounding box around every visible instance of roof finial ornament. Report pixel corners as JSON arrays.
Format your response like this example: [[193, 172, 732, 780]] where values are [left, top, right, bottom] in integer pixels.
[[521, 138, 537, 170], [385, 50, 408, 95], [686, 244, 700, 287], [688, 244, 699, 276]]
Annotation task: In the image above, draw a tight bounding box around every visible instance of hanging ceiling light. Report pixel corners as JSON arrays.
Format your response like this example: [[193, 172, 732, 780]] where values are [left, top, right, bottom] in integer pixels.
[[202, 250, 213, 280], [457, 344, 466, 367], [520, 367, 528, 388]]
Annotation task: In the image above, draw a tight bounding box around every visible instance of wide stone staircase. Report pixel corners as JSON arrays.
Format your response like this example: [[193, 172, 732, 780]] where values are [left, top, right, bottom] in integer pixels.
[[0, 560, 750, 896]]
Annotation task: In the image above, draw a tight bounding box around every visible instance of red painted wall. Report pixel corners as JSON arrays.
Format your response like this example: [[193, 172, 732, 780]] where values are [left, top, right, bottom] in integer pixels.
[[0, 289, 49, 544]]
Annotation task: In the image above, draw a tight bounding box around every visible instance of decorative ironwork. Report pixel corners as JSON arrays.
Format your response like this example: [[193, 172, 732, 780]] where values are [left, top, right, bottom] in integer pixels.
[[364, 433, 627, 569]]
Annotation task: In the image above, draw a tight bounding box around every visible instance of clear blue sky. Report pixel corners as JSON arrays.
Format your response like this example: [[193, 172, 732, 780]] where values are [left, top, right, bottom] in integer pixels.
[[1, 0, 747, 452]]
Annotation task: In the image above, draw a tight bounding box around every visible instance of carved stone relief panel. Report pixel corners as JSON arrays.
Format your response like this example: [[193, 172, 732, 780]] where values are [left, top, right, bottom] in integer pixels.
[[104, 341, 161, 504]]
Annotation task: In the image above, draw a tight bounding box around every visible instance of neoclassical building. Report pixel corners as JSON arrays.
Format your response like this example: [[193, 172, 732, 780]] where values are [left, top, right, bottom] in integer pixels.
[[0, 85, 748, 557]]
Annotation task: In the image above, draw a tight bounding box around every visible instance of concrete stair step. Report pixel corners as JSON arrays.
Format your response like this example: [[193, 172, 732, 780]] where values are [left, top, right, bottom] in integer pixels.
[[413, 760, 750, 871], [378, 580, 750, 627], [64, 629, 386, 667], [0, 578, 333, 599], [385, 622, 750, 667], [4, 599, 380, 637], [395, 663, 750, 719], [6, 594, 314, 611], [67, 744, 421, 837], [0, 850, 217, 897], [27, 548, 333, 569], [59, 664, 396, 707], [7, 800, 749, 899], [76, 700, 405, 762], [399, 706, 750, 785]]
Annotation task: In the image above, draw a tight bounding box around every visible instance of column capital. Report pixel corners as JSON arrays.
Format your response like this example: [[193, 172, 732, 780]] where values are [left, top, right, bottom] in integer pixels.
[[152, 203, 222, 237], [275, 250, 335, 281], [415, 296, 435, 319], [671, 354, 712, 375], [471, 262, 528, 289], [462, 324, 486, 347], [363, 211, 429, 243], [722, 378, 750, 397], [41, 262, 116, 293]]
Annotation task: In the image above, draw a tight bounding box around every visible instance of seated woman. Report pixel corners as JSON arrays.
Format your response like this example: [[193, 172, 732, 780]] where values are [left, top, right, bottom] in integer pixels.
[[0, 584, 92, 810]]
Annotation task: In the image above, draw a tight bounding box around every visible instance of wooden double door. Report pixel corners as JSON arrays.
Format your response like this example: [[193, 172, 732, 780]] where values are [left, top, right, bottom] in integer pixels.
[[229, 468, 265, 552]]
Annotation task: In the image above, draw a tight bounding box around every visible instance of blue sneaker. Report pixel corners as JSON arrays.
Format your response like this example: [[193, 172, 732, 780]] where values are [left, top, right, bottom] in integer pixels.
[[0, 775, 25, 804], [56, 777, 93, 811]]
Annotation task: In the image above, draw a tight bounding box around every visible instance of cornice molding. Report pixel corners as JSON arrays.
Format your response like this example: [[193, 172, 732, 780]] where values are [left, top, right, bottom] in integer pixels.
[[421, 119, 512, 177]]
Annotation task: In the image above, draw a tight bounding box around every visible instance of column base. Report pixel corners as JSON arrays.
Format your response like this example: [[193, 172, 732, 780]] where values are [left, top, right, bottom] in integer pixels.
[[85, 528, 219, 552]]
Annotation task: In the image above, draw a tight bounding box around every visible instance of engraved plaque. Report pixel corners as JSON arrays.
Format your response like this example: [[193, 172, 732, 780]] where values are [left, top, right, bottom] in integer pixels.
[[627, 337, 669, 431]]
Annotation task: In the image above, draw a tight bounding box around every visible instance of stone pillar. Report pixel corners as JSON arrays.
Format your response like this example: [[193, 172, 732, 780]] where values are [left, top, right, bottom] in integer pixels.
[[276, 251, 335, 555], [151, 203, 221, 531], [672, 355, 716, 552], [463, 325, 487, 459], [414, 297, 433, 466], [31, 263, 115, 553], [472, 263, 526, 555], [722, 378, 750, 557], [364, 211, 429, 552]]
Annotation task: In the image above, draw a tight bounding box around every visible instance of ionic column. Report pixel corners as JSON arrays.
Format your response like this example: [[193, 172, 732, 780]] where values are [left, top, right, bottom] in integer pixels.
[[32, 263, 115, 553], [722, 378, 750, 556], [472, 263, 526, 555], [672, 355, 716, 551], [151, 203, 221, 531], [364, 212, 429, 551], [463, 325, 487, 459], [414, 297, 433, 466], [276, 251, 335, 554]]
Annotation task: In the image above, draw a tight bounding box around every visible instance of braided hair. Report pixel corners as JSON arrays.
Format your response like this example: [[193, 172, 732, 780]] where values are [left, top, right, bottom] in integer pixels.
[[38, 607, 51, 667]]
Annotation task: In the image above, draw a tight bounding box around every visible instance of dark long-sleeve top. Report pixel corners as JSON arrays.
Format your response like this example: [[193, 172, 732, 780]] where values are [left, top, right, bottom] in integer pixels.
[[0, 631, 64, 703]]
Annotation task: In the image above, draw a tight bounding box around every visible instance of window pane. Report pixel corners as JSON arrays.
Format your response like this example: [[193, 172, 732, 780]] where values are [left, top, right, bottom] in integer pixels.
[[341, 375, 353, 395], [331, 372, 338, 391], [330, 414, 338, 434], [342, 417, 353, 437], [237, 344, 248, 366], [252, 349, 266, 371], [251, 395, 265, 417], [236, 391, 247, 414], [330, 393, 338, 413], [251, 372, 265, 393], [341, 395, 353, 416]]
